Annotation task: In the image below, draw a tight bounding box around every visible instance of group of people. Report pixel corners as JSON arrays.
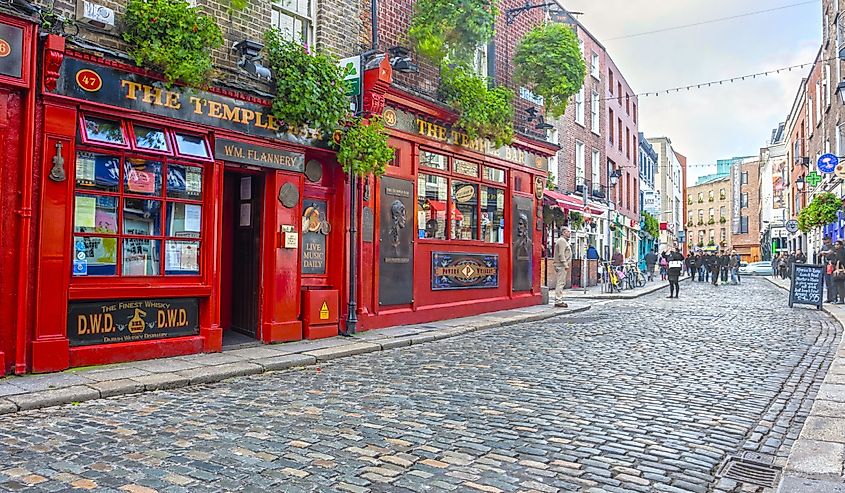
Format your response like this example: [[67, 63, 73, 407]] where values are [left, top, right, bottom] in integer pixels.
[[816, 237, 845, 304], [644, 248, 685, 298], [771, 250, 807, 280], [686, 249, 743, 286]]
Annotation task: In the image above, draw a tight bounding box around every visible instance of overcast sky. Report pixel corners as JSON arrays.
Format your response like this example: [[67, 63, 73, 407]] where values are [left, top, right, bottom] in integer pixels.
[[558, 0, 821, 184]]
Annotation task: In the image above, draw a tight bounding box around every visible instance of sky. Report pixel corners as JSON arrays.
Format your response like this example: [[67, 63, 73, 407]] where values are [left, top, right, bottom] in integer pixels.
[[558, 0, 822, 185]]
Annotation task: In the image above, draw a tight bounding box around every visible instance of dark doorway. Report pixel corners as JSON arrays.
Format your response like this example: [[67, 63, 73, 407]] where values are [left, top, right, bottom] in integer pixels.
[[222, 170, 263, 339]]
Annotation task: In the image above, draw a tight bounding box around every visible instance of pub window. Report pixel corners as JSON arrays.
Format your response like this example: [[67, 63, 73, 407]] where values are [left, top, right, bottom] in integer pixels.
[[73, 118, 206, 277], [417, 173, 448, 239], [80, 115, 127, 147], [484, 166, 505, 184], [481, 187, 505, 243], [174, 132, 210, 159], [454, 159, 479, 177], [451, 181, 478, 240], [420, 150, 447, 171]]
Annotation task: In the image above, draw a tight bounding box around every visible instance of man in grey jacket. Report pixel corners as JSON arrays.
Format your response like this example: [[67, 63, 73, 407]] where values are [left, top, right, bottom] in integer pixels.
[[554, 227, 573, 308]]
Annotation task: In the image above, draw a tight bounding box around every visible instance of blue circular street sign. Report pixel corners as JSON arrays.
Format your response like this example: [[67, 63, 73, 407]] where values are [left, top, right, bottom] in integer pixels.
[[818, 153, 839, 173]]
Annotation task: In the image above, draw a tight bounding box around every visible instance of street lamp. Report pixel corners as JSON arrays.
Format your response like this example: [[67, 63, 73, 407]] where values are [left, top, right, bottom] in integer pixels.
[[796, 174, 805, 193], [609, 169, 622, 186]]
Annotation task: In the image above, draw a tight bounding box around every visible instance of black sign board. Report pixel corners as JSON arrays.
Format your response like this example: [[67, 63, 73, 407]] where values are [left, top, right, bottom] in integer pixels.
[[379, 177, 414, 305], [68, 298, 200, 346], [301, 199, 328, 275], [0, 23, 23, 79], [49, 56, 330, 148], [215, 138, 305, 172], [432, 252, 499, 290], [789, 264, 824, 309], [512, 196, 534, 292]]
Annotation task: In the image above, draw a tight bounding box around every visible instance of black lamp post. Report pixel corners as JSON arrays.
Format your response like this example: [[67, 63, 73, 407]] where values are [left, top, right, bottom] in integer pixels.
[[796, 174, 806, 193]]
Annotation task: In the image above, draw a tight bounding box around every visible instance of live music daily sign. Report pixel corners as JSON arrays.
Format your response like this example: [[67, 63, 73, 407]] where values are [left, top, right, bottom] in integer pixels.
[[789, 264, 824, 309]]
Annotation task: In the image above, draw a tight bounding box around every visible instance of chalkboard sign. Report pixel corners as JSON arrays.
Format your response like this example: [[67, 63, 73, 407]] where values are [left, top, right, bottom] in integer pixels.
[[789, 264, 824, 309]]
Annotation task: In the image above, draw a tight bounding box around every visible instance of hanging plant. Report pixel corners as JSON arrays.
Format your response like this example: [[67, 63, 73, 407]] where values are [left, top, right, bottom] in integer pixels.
[[798, 192, 842, 232], [123, 0, 223, 87], [513, 23, 586, 118], [408, 0, 498, 65], [641, 211, 659, 238], [546, 171, 556, 190], [335, 117, 394, 177], [543, 205, 566, 226], [265, 29, 351, 132], [568, 211, 584, 230], [440, 63, 514, 147]]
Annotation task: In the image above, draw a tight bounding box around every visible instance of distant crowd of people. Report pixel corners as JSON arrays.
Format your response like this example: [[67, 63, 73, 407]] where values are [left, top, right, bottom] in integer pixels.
[[686, 249, 743, 286], [771, 250, 807, 280]]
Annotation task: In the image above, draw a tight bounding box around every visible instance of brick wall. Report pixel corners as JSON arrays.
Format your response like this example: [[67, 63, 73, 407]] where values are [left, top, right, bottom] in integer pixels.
[[38, 0, 363, 95], [605, 54, 638, 221], [733, 161, 761, 256]]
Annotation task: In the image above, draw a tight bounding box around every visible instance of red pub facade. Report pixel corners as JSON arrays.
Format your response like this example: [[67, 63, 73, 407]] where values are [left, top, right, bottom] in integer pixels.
[[0, 0, 555, 375]]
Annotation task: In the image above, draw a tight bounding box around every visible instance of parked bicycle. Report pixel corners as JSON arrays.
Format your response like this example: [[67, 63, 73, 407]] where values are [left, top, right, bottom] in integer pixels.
[[622, 261, 646, 289]]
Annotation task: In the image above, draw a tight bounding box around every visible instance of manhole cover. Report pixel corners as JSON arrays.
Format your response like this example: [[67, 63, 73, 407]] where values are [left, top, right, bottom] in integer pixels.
[[717, 455, 782, 488]]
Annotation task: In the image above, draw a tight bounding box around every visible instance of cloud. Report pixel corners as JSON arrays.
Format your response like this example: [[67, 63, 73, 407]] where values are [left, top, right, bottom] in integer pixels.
[[558, 0, 821, 184]]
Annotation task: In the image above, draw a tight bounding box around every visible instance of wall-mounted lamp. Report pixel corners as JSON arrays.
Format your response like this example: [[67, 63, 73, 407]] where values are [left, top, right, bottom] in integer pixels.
[[234, 39, 272, 81], [609, 169, 623, 186], [796, 175, 806, 193], [795, 156, 810, 167], [387, 46, 418, 74]]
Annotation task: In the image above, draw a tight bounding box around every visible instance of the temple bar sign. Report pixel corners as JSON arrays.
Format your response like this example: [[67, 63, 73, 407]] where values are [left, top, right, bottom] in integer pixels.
[[215, 138, 305, 172], [382, 107, 549, 171]]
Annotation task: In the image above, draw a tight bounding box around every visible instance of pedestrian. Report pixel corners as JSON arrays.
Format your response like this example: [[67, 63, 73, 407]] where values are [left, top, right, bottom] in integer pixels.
[[778, 253, 789, 279], [658, 252, 669, 281], [795, 248, 807, 265], [729, 248, 740, 285], [667, 248, 685, 298], [833, 241, 845, 304], [720, 249, 730, 283], [698, 253, 707, 282], [689, 253, 698, 282], [771, 254, 779, 279], [711, 250, 722, 286], [586, 244, 600, 260], [820, 237, 835, 303], [644, 248, 657, 282], [553, 227, 573, 308]]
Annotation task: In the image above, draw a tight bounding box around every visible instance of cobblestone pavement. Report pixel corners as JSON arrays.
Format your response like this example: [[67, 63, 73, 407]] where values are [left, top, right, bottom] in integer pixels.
[[0, 279, 839, 493]]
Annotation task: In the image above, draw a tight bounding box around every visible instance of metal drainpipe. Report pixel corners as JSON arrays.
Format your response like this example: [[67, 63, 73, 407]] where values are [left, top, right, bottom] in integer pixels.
[[14, 31, 37, 374], [371, 0, 378, 50]]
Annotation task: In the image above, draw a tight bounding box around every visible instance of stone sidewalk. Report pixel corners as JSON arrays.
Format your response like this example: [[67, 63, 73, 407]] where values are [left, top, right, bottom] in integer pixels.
[[767, 276, 845, 493], [557, 276, 681, 300], [0, 300, 594, 416]]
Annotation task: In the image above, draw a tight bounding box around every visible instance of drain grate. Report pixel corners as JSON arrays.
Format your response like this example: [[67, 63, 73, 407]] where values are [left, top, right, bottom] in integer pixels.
[[717, 455, 782, 488]]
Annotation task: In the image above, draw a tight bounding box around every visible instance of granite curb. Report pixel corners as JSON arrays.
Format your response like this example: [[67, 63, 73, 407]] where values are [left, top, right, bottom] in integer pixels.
[[0, 303, 592, 416], [559, 277, 688, 300], [767, 276, 845, 492]]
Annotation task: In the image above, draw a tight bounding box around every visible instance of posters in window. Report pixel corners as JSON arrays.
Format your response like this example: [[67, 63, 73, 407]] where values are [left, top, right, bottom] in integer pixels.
[[184, 204, 201, 232], [186, 167, 202, 196], [76, 153, 96, 184], [75, 196, 96, 228]]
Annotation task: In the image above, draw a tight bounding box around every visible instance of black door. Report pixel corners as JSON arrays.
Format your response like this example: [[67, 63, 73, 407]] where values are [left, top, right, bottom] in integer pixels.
[[227, 171, 262, 337]]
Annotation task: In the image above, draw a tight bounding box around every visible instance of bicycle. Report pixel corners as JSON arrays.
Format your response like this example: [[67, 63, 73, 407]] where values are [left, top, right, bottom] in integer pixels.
[[601, 261, 623, 293], [622, 262, 646, 289]]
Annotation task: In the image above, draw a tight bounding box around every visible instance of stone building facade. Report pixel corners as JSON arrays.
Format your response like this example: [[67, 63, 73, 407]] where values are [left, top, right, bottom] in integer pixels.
[[686, 176, 732, 250]]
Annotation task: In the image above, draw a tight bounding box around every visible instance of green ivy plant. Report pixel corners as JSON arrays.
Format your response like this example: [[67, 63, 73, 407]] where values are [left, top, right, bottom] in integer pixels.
[[543, 205, 566, 226], [265, 29, 350, 132], [641, 211, 659, 238], [546, 171, 556, 190], [408, 0, 498, 65], [336, 117, 394, 177], [798, 192, 842, 233], [513, 23, 586, 118], [440, 63, 514, 147], [123, 0, 223, 87], [568, 211, 584, 230]]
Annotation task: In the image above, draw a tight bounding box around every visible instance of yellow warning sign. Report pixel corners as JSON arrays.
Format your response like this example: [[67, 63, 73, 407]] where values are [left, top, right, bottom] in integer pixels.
[[319, 301, 329, 320]]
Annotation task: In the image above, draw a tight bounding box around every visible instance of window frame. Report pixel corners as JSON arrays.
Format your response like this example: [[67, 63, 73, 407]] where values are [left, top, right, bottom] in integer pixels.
[[270, 0, 315, 45], [416, 147, 507, 245], [72, 116, 210, 280]]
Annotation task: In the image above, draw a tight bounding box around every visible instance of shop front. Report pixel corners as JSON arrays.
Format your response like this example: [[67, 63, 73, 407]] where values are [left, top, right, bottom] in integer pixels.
[[29, 42, 348, 372], [356, 95, 555, 330], [0, 13, 36, 375]]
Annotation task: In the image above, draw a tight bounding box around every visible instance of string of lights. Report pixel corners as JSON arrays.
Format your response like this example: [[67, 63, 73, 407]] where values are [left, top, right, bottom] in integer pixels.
[[600, 56, 837, 102]]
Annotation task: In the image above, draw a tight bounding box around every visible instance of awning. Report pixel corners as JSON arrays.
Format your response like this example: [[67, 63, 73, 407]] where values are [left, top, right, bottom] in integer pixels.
[[543, 190, 604, 215], [425, 200, 463, 221]]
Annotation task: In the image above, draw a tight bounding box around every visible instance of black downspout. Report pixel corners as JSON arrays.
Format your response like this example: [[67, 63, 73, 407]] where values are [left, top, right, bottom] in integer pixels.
[[371, 0, 379, 50]]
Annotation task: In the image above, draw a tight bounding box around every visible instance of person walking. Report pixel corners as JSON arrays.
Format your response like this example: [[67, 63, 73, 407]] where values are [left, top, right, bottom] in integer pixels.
[[778, 253, 789, 280], [658, 252, 668, 281], [820, 237, 835, 303], [795, 248, 807, 265], [667, 248, 685, 298], [729, 249, 740, 285], [553, 227, 573, 308], [688, 253, 698, 282], [711, 250, 722, 286], [833, 241, 845, 304], [720, 250, 730, 284], [771, 253, 780, 279], [645, 249, 657, 282]]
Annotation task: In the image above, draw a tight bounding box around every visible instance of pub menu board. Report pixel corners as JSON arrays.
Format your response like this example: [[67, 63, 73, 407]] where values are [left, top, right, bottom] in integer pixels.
[[67, 298, 200, 346], [789, 264, 824, 309], [378, 177, 414, 306], [301, 199, 328, 275]]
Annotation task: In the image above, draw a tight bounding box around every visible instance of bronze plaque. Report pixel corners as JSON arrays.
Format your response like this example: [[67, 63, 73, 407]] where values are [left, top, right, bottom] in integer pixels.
[[512, 196, 534, 292], [279, 182, 299, 208], [362, 207, 374, 243], [379, 177, 414, 306], [305, 159, 323, 182]]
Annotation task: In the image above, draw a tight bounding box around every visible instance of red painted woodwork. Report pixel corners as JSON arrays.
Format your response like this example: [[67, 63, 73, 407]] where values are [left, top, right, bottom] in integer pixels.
[[70, 336, 204, 367], [303, 289, 339, 326]]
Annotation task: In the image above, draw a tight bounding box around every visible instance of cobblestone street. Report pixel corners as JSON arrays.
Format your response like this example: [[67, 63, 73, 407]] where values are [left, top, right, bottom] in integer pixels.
[[0, 278, 840, 493]]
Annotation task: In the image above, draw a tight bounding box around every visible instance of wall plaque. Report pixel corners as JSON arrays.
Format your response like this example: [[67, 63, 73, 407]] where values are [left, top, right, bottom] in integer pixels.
[[301, 199, 329, 275], [215, 138, 304, 172], [432, 252, 498, 290], [279, 182, 299, 208], [304, 159, 323, 182], [362, 206, 374, 243], [512, 196, 534, 292], [379, 177, 414, 305], [68, 298, 199, 347]]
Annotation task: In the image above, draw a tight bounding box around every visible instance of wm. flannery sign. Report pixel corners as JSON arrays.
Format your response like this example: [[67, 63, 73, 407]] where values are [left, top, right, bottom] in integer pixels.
[[382, 106, 549, 172]]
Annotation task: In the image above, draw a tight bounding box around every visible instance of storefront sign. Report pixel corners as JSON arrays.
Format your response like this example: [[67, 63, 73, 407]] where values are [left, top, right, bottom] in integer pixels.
[[432, 253, 499, 290], [0, 22, 23, 79], [512, 196, 534, 292], [49, 56, 330, 148], [67, 298, 199, 346], [301, 199, 329, 275], [379, 177, 414, 305], [382, 106, 549, 171], [215, 138, 304, 172]]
